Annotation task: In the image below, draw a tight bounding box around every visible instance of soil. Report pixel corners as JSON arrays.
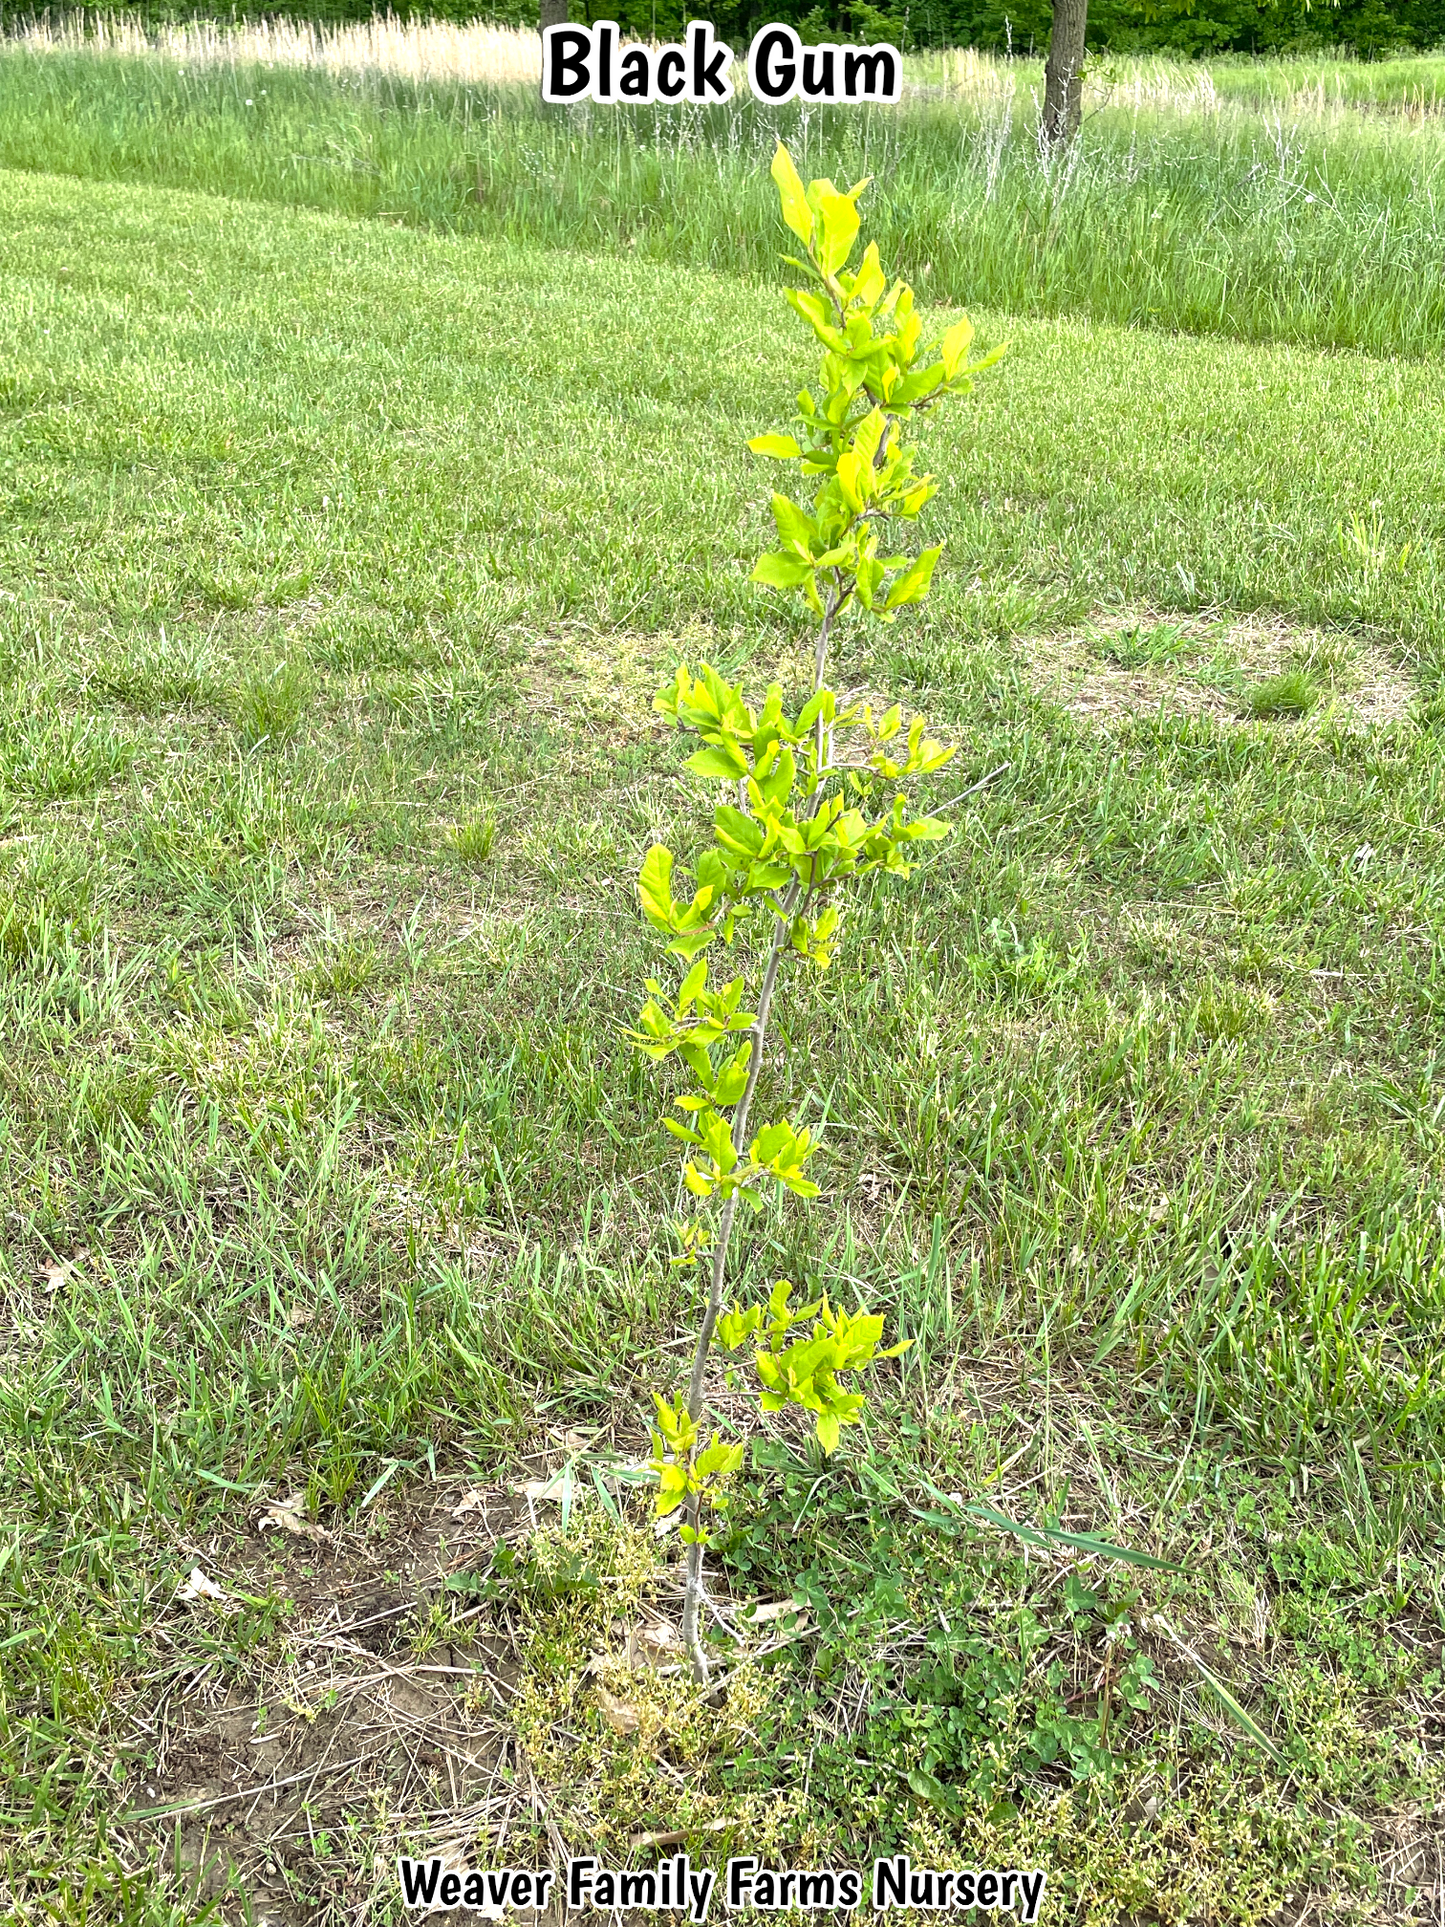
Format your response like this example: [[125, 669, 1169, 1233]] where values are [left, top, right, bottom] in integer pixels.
[[120, 1471, 552, 1926]]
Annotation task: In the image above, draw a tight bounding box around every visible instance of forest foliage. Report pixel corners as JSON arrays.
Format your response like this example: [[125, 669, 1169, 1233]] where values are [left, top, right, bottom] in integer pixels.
[[61, 0, 1445, 59]]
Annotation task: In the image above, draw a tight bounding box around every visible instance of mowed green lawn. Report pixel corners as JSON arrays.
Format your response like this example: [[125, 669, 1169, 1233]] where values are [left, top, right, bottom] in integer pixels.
[[2, 167, 1445, 1925]]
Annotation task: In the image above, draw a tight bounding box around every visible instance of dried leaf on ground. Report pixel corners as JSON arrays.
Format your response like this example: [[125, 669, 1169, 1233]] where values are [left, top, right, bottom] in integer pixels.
[[626, 1621, 684, 1671], [39, 1247, 89, 1294], [595, 1685, 642, 1735], [512, 1475, 568, 1503], [746, 1599, 808, 1626], [256, 1494, 336, 1545], [176, 1566, 228, 1604]]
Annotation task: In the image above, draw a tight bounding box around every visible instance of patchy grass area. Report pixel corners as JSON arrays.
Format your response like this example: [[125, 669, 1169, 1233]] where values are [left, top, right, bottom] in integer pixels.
[[1, 168, 1444, 1924], [1025, 612, 1414, 731]]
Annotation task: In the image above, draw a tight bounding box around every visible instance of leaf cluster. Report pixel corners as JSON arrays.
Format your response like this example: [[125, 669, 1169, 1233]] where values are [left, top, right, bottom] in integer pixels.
[[749, 144, 1005, 624], [639, 663, 956, 967], [648, 1393, 745, 1547], [719, 1278, 909, 1454]]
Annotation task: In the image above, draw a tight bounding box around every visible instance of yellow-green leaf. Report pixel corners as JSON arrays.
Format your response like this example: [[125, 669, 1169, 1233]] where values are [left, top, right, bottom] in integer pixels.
[[836, 451, 866, 513], [940, 313, 975, 379], [771, 143, 814, 247], [749, 433, 802, 459], [884, 545, 943, 611], [752, 552, 814, 591], [813, 186, 861, 277], [686, 740, 749, 780], [638, 844, 675, 930]]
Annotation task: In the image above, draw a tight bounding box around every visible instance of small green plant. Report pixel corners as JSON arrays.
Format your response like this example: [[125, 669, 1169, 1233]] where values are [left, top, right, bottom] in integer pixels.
[[233, 657, 312, 749], [1093, 619, 1192, 669], [301, 935, 379, 999], [1247, 668, 1318, 718], [0, 711, 134, 800], [629, 145, 1004, 1682], [446, 813, 497, 865]]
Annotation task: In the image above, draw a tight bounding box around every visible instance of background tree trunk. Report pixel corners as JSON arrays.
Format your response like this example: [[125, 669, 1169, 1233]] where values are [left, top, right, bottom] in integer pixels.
[[1042, 0, 1088, 147], [539, 0, 569, 30]]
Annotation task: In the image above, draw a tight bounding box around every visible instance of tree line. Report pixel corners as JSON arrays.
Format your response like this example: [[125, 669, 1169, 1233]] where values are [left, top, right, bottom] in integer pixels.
[[90, 0, 1445, 58]]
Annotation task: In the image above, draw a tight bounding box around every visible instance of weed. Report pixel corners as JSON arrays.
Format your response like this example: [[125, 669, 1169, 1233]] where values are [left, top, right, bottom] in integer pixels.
[[446, 814, 497, 865], [1247, 668, 1319, 717], [231, 659, 312, 750], [1092, 620, 1193, 668], [0, 712, 133, 799], [299, 937, 380, 999]]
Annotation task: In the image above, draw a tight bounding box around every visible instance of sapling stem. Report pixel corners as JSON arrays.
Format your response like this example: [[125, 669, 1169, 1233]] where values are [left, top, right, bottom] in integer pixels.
[[679, 590, 841, 1683], [679, 926, 788, 1678], [811, 587, 840, 788]]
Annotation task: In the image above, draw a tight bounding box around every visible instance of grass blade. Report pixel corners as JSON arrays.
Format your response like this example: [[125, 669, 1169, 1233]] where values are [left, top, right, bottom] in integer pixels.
[[916, 1481, 1187, 1571], [1156, 1616, 1289, 1768]]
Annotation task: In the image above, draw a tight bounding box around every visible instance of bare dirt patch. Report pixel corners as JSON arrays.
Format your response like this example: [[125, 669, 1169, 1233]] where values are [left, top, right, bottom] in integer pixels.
[[1024, 609, 1416, 730], [117, 1476, 547, 1926]]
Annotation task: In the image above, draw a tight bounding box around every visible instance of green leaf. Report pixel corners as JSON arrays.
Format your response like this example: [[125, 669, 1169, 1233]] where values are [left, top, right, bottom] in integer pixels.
[[849, 243, 887, 311], [676, 956, 708, 1010], [667, 927, 716, 962], [770, 493, 819, 556], [940, 312, 975, 378], [718, 1305, 762, 1351], [812, 185, 861, 277], [679, 1040, 714, 1087], [749, 434, 802, 459], [687, 740, 749, 780], [638, 844, 675, 930], [696, 1439, 745, 1479], [919, 1485, 1186, 1571], [712, 1047, 751, 1106], [852, 406, 886, 471], [890, 365, 944, 408], [771, 142, 814, 248], [835, 450, 867, 513], [898, 814, 951, 842], [752, 551, 814, 592], [713, 805, 764, 856], [884, 546, 943, 611], [786, 288, 844, 348], [1159, 1620, 1289, 1766], [904, 1767, 959, 1813]]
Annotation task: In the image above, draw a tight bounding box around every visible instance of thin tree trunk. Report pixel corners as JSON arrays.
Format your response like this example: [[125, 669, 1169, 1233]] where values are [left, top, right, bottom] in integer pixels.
[[677, 910, 792, 1684], [676, 589, 843, 1686], [1042, 0, 1088, 147], [539, 0, 568, 30]]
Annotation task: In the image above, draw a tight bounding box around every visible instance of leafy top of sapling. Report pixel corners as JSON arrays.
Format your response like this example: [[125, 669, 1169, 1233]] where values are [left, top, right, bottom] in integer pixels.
[[746, 145, 1006, 627]]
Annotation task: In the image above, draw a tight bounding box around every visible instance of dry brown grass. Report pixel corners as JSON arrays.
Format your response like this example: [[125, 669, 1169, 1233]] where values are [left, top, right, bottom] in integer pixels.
[[7, 11, 545, 86], [1023, 608, 1416, 732]]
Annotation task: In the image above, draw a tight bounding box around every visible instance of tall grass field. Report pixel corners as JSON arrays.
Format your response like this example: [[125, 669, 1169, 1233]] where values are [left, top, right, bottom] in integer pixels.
[[1, 14, 1444, 1927], [4, 21, 1445, 353]]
